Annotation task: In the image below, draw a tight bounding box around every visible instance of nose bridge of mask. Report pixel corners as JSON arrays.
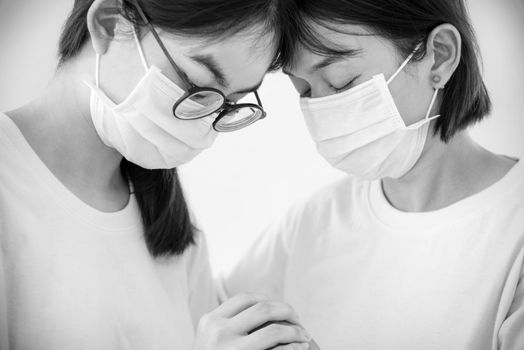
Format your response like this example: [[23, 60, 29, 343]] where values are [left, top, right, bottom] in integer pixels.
[[385, 43, 441, 130]]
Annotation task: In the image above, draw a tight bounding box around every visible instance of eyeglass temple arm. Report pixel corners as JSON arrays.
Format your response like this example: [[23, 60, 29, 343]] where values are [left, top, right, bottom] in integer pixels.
[[254, 91, 264, 108], [130, 0, 194, 88]]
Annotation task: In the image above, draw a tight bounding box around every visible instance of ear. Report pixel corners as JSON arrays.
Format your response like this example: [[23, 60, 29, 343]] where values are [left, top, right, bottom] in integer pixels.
[[425, 24, 462, 89], [87, 0, 129, 55]]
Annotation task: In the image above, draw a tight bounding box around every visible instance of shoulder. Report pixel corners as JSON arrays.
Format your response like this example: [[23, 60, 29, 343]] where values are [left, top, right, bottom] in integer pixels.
[[0, 113, 26, 177], [0, 112, 18, 147], [0, 112, 31, 161], [286, 175, 365, 220], [496, 160, 524, 215], [271, 175, 367, 240], [477, 160, 524, 249]]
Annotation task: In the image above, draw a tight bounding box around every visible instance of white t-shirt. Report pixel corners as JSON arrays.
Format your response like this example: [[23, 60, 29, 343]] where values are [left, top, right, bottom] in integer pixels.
[[0, 113, 218, 350], [222, 161, 524, 350]]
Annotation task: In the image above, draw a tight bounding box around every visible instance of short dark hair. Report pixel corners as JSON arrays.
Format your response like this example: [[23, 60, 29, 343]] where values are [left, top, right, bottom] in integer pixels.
[[58, 0, 286, 257], [281, 0, 491, 142]]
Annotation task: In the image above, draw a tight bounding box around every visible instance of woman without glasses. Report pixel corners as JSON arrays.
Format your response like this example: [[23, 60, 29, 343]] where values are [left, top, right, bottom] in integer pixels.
[[223, 1, 524, 348]]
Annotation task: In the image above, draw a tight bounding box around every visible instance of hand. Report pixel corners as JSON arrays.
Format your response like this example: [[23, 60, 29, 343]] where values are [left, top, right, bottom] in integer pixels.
[[193, 293, 312, 350], [265, 327, 321, 350]]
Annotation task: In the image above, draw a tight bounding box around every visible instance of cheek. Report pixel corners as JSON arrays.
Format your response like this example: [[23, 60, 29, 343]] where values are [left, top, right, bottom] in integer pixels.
[[389, 76, 434, 126], [289, 76, 309, 95], [97, 40, 150, 104]]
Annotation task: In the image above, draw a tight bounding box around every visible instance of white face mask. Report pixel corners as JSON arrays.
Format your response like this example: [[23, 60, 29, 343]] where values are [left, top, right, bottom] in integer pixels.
[[300, 46, 441, 180], [84, 30, 218, 170]]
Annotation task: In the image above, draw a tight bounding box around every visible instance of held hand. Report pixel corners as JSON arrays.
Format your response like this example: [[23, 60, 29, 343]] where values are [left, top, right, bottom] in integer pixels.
[[261, 323, 321, 350], [193, 293, 312, 350]]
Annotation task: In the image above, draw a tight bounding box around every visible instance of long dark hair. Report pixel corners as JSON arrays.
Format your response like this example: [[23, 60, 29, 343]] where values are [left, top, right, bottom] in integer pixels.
[[58, 0, 285, 257], [281, 0, 491, 142]]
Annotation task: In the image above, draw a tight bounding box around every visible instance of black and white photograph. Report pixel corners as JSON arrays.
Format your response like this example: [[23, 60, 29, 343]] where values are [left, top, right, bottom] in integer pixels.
[[0, 0, 523, 349]]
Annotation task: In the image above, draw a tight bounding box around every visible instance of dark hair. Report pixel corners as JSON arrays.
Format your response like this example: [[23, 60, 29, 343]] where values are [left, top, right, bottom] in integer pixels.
[[282, 0, 491, 142], [58, 0, 284, 257]]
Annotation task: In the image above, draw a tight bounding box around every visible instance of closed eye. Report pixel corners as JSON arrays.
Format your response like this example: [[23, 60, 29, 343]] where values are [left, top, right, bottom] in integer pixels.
[[333, 75, 361, 93], [300, 89, 311, 98]]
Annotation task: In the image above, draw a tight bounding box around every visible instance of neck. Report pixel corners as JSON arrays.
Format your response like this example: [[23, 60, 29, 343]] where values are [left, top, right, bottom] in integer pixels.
[[8, 50, 126, 196], [381, 127, 517, 212]]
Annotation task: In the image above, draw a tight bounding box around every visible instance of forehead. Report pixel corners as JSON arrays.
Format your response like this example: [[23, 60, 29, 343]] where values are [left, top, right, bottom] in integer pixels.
[[173, 26, 276, 89], [286, 21, 395, 72]]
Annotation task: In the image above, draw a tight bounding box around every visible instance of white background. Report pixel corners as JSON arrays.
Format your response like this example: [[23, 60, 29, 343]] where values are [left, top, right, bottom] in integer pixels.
[[1, 0, 523, 275]]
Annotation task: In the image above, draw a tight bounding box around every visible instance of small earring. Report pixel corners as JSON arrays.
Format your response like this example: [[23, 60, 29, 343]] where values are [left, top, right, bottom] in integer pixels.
[[432, 75, 441, 84]]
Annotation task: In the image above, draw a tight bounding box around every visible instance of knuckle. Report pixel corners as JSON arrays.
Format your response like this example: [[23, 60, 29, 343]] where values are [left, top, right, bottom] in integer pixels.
[[272, 345, 289, 350], [255, 301, 274, 315], [234, 292, 255, 305], [281, 302, 296, 316], [234, 292, 267, 304], [251, 292, 270, 301], [290, 325, 303, 338], [277, 343, 308, 350], [236, 292, 252, 300], [208, 326, 227, 344], [285, 345, 301, 350], [281, 301, 298, 317], [198, 313, 213, 330], [266, 323, 286, 338]]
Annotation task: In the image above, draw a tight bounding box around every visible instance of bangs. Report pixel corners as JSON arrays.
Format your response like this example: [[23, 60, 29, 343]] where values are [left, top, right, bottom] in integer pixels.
[[279, 13, 375, 69]]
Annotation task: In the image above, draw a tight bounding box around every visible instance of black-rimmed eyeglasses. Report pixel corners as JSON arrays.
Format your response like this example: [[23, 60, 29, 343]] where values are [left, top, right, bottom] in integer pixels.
[[131, 0, 267, 132]]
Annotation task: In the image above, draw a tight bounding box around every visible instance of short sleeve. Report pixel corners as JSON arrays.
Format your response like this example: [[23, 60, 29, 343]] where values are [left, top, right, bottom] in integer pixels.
[[185, 231, 219, 329], [218, 205, 303, 302], [498, 250, 524, 349]]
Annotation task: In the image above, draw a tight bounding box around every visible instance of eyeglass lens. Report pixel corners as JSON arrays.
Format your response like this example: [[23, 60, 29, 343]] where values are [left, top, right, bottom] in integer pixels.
[[174, 90, 225, 120], [214, 106, 264, 132]]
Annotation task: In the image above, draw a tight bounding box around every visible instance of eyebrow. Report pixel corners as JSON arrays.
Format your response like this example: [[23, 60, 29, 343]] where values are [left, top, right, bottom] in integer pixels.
[[189, 53, 264, 95], [282, 50, 362, 77], [235, 79, 264, 95], [189, 54, 229, 89], [189, 55, 264, 94], [309, 49, 362, 73]]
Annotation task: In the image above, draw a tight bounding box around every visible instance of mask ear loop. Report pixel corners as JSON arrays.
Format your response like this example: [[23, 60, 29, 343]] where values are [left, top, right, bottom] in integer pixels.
[[386, 42, 424, 85], [95, 54, 101, 88], [406, 87, 442, 130], [386, 41, 442, 130], [133, 28, 149, 71], [94, 29, 148, 88], [425, 88, 441, 120]]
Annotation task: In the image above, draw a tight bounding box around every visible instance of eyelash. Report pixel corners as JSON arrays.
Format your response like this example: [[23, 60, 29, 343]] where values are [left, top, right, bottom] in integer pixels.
[[300, 75, 361, 98], [300, 89, 311, 98], [333, 75, 361, 93]]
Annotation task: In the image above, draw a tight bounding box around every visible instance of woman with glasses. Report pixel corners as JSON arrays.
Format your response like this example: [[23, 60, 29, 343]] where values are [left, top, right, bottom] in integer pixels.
[[222, 0, 524, 349], [0, 0, 312, 349]]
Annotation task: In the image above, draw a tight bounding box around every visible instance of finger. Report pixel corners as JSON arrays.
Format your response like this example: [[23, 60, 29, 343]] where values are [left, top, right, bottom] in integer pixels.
[[232, 302, 301, 333], [213, 292, 269, 318], [269, 343, 310, 350], [241, 322, 312, 350], [307, 339, 322, 350]]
